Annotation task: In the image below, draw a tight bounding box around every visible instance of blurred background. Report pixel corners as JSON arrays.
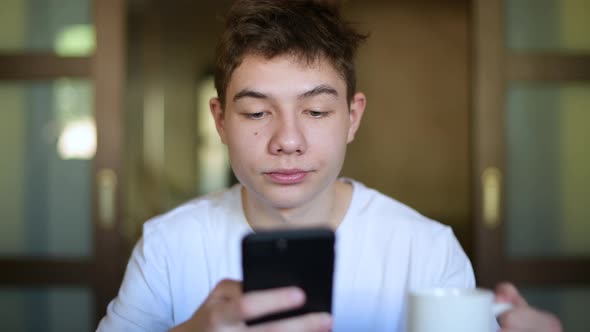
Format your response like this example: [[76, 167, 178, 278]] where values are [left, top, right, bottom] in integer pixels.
[[0, 0, 589, 330]]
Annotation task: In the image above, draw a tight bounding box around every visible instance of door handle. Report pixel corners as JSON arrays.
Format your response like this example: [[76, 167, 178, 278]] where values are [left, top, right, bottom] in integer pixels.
[[98, 168, 117, 230], [482, 167, 501, 229]]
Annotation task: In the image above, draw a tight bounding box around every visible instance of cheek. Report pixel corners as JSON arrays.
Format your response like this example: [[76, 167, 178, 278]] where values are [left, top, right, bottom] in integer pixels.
[[309, 120, 349, 147], [308, 126, 348, 164], [226, 128, 264, 163]]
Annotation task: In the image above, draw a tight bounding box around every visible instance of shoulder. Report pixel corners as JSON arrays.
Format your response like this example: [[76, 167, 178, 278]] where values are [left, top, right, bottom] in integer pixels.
[[140, 184, 245, 249], [345, 179, 468, 267], [347, 179, 451, 239], [348, 179, 474, 287]]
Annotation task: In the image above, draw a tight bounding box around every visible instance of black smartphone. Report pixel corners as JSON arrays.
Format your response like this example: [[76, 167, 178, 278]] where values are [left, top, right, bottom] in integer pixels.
[[241, 228, 335, 325]]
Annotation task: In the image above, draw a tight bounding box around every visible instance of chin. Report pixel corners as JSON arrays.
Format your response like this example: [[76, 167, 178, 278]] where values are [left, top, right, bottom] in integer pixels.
[[263, 191, 311, 210]]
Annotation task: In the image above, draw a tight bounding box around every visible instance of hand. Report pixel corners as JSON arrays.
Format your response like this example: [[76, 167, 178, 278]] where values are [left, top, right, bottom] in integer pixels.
[[170, 279, 332, 332], [495, 282, 562, 332]]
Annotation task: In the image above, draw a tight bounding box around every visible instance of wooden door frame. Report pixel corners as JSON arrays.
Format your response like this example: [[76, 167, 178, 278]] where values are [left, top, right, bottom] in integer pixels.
[[0, 0, 127, 327], [472, 0, 590, 289], [472, 0, 505, 288], [93, 0, 127, 323]]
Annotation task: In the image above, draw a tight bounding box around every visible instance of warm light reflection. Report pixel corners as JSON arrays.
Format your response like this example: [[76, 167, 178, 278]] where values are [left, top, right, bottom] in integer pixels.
[[57, 118, 96, 160]]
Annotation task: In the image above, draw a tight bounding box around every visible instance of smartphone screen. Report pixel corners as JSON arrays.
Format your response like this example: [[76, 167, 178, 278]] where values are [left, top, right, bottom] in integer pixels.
[[241, 228, 335, 325]]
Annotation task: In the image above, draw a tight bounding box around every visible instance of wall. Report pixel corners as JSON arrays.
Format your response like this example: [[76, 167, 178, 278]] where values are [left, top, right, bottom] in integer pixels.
[[342, 0, 472, 249]]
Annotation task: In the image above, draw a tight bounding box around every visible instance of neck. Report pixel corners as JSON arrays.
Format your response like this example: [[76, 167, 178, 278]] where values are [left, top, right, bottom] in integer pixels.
[[242, 180, 352, 231]]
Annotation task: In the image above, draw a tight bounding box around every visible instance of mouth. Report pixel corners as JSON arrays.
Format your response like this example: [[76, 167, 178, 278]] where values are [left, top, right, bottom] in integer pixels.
[[264, 169, 310, 185]]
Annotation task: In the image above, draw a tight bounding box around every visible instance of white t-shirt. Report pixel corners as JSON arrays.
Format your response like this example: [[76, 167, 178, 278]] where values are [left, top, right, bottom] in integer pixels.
[[97, 179, 475, 332]]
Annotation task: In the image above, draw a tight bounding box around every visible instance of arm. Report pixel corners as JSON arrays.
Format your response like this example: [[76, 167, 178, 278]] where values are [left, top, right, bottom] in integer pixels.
[[97, 224, 332, 332], [97, 227, 174, 331], [429, 227, 476, 289]]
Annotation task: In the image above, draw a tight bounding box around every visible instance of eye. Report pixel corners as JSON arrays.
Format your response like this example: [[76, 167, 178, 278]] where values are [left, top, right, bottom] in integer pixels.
[[245, 112, 266, 120], [307, 110, 329, 118]]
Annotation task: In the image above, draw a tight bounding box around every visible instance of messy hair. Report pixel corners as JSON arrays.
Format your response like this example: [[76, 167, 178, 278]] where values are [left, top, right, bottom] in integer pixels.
[[214, 0, 367, 108]]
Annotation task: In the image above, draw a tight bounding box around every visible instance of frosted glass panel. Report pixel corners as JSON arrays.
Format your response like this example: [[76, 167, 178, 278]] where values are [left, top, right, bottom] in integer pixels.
[[521, 287, 590, 332], [0, 79, 94, 257], [506, 83, 590, 257], [0, 287, 93, 332], [507, 0, 590, 52], [0, 0, 94, 55]]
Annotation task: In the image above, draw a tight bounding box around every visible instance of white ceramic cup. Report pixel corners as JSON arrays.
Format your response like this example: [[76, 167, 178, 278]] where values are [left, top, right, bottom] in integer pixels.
[[407, 288, 512, 332]]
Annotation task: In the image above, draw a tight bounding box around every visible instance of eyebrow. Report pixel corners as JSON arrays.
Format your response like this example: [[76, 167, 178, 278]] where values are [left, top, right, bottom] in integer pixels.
[[233, 89, 268, 102], [298, 84, 339, 99], [232, 84, 339, 103]]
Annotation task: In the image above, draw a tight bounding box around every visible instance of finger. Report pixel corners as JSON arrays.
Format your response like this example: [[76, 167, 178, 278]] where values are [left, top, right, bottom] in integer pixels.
[[212, 293, 246, 325], [249, 312, 332, 332], [210, 279, 242, 302], [198, 280, 245, 326], [498, 307, 538, 330], [240, 287, 306, 320], [498, 306, 562, 332], [495, 282, 528, 307]]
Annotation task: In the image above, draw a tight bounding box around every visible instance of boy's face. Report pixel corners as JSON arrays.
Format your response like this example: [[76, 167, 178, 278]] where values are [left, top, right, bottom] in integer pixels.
[[210, 54, 365, 210]]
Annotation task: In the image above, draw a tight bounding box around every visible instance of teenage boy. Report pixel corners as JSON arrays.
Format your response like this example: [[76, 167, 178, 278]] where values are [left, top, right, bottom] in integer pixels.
[[98, 1, 562, 331]]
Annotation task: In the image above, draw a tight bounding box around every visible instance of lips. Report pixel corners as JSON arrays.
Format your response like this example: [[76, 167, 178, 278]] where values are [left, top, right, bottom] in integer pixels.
[[265, 169, 309, 185]]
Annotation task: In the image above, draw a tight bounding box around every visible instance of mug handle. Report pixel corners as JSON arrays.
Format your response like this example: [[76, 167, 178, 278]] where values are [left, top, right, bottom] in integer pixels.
[[493, 302, 513, 317]]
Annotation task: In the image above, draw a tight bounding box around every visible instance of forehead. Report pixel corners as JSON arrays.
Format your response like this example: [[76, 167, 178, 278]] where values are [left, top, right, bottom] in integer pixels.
[[226, 54, 346, 98]]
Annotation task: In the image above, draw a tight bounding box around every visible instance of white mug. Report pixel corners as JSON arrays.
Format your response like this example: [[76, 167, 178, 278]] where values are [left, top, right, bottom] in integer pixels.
[[407, 288, 511, 332]]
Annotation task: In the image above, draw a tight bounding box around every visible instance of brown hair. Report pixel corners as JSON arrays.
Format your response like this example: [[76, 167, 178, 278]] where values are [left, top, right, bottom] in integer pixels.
[[214, 0, 367, 108]]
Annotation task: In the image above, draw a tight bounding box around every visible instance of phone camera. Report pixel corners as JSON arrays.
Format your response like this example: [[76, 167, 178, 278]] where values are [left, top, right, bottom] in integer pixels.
[[276, 238, 288, 252]]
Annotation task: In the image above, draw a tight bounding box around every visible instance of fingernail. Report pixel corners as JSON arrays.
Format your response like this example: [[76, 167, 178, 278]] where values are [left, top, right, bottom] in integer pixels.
[[290, 288, 305, 303]]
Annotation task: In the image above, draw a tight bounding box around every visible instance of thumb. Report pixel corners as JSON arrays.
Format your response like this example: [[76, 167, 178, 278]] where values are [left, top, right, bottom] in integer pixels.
[[495, 282, 528, 307]]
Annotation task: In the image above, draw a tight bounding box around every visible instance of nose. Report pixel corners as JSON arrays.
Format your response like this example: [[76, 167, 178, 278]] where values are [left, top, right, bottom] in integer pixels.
[[268, 114, 307, 155]]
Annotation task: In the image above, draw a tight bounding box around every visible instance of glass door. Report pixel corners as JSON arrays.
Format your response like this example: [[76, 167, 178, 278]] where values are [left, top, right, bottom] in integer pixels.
[[473, 0, 590, 331], [0, 0, 126, 330]]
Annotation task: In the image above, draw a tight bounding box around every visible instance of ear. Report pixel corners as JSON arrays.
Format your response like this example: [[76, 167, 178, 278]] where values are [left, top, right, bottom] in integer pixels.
[[347, 92, 366, 143], [209, 97, 228, 144]]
